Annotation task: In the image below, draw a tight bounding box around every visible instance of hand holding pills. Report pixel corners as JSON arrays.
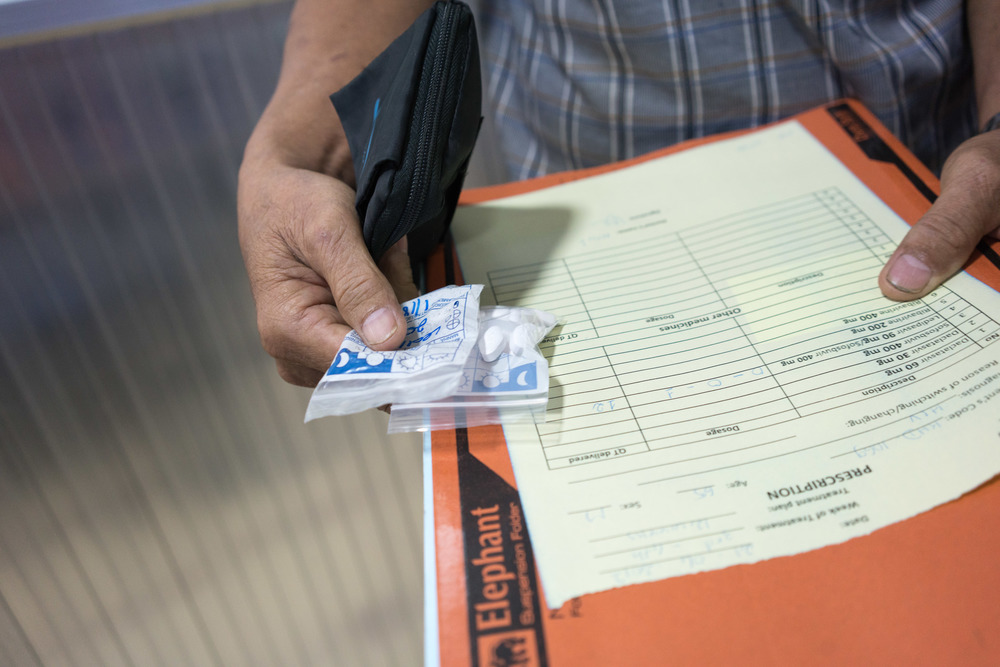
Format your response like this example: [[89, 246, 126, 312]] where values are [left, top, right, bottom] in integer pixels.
[[305, 285, 558, 431]]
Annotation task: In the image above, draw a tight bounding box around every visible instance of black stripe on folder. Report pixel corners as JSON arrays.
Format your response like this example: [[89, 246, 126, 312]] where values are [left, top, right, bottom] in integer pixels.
[[455, 427, 549, 666]]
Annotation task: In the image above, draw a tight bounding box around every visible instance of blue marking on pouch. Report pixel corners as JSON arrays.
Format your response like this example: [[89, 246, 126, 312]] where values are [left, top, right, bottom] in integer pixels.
[[472, 361, 539, 393], [362, 97, 381, 170], [326, 349, 393, 375]]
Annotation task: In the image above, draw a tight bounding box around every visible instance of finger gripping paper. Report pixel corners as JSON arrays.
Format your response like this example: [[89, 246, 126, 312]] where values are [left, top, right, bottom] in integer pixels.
[[331, 1, 482, 261]]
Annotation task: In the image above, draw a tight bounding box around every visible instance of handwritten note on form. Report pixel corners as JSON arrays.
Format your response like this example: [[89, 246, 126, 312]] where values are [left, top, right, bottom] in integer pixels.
[[451, 121, 1000, 608]]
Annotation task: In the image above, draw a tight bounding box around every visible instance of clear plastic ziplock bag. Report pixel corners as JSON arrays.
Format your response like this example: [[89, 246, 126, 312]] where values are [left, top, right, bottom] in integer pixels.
[[387, 306, 557, 433], [304, 284, 483, 421]]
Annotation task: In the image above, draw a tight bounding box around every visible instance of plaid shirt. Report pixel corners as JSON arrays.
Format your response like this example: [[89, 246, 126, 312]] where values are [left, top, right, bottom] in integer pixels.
[[477, 0, 978, 181]]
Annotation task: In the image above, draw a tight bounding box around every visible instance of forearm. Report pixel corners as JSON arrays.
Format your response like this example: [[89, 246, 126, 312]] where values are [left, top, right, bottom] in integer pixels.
[[243, 0, 435, 180], [969, 0, 1000, 128]]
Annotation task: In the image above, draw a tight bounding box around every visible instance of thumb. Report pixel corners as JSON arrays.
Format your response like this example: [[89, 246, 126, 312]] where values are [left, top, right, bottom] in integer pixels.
[[879, 135, 1000, 300], [297, 185, 408, 351], [326, 230, 408, 350]]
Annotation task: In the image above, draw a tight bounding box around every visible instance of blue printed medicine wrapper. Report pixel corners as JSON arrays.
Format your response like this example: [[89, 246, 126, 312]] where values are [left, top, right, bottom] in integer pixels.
[[304, 284, 483, 420]]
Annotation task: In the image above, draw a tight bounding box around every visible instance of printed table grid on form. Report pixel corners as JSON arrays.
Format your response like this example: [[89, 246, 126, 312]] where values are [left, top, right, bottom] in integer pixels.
[[485, 188, 1000, 471]]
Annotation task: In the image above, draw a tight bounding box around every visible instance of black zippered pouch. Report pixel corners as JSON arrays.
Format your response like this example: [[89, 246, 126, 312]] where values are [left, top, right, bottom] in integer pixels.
[[331, 0, 481, 262]]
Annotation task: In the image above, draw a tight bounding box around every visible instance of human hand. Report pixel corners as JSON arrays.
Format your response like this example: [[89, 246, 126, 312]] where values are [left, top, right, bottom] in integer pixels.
[[879, 129, 1000, 300], [238, 161, 418, 387], [235, 0, 437, 387]]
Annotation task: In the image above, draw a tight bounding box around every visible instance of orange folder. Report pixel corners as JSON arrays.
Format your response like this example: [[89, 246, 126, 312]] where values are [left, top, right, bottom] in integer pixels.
[[428, 100, 1000, 666]]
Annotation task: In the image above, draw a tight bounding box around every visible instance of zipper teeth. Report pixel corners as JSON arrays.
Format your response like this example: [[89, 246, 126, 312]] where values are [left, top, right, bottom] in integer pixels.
[[393, 2, 459, 246]]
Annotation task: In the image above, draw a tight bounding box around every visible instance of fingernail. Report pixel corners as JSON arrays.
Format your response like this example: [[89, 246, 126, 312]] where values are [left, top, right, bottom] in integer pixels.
[[362, 308, 398, 346], [887, 254, 932, 293]]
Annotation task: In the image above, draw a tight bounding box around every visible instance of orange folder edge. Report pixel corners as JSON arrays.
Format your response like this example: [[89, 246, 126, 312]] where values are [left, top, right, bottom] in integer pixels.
[[432, 99, 1000, 666]]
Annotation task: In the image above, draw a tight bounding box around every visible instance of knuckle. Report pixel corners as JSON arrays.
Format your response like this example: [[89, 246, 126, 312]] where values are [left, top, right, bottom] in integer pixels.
[[257, 310, 295, 361], [946, 141, 1000, 212], [918, 210, 979, 253], [332, 269, 385, 317], [305, 218, 351, 259], [951, 138, 1000, 173], [258, 328, 285, 361], [275, 361, 298, 385], [275, 361, 312, 387], [257, 172, 361, 271], [295, 199, 357, 259]]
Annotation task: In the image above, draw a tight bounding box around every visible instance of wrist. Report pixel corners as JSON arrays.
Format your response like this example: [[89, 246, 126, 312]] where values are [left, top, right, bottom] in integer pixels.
[[244, 88, 354, 183]]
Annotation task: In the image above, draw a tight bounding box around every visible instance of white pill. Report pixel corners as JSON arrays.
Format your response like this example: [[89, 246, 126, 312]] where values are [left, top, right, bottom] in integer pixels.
[[479, 324, 508, 362], [509, 325, 534, 357]]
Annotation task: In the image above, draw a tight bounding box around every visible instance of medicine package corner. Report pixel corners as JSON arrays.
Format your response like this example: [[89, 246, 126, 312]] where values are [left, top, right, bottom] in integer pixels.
[[304, 284, 558, 432], [304, 284, 483, 421], [387, 305, 558, 433]]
